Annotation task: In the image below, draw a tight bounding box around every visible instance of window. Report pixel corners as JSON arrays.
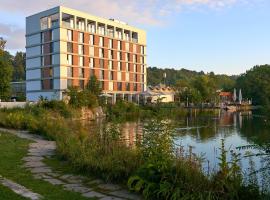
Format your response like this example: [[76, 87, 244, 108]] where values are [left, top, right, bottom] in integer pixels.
[[117, 41, 121, 50], [98, 25, 105, 35], [126, 83, 130, 91], [117, 82, 122, 90], [141, 46, 144, 54], [125, 43, 129, 51], [67, 54, 73, 65], [100, 70, 104, 79], [51, 29, 57, 40], [109, 71, 113, 80], [124, 32, 130, 41], [117, 62, 121, 71], [67, 30, 73, 41], [41, 45, 44, 54], [67, 67, 73, 77], [50, 42, 54, 53], [109, 61, 112, 70], [117, 52, 120, 60], [41, 32, 45, 43], [77, 18, 85, 31], [79, 56, 84, 66], [41, 79, 53, 90], [67, 79, 73, 87], [107, 27, 114, 37], [41, 56, 44, 66], [99, 48, 104, 58], [126, 63, 128, 71], [99, 37, 104, 47], [79, 80, 84, 89], [133, 55, 136, 63], [78, 45, 84, 55], [127, 53, 130, 62], [88, 22, 95, 33], [67, 42, 73, 53], [134, 83, 137, 91], [126, 73, 129, 81], [89, 46, 94, 56], [79, 32, 84, 43], [89, 58, 94, 68], [50, 14, 59, 28], [100, 59, 104, 68], [133, 44, 137, 53], [79, 68, 84, 78], [109, 39, 113, 49], [89, 35, 94, 45], [40, 17, 48, 30]]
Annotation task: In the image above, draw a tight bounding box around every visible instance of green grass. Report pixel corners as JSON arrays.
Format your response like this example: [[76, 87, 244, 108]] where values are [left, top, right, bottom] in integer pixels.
[[0, 131, 94, 200], [0, 184, 28, 200]]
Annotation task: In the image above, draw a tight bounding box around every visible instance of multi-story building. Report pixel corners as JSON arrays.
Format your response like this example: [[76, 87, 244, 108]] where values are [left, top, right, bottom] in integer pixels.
[[26, 6, 147, 102]]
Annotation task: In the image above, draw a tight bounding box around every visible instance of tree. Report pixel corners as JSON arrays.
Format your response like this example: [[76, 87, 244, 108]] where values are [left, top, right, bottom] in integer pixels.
[[12, 52, 25, 81], [236, 65, 270, 108], [86, 75, 102, 96], [0, 55, 13, 101], [0, 37, 6, 54]]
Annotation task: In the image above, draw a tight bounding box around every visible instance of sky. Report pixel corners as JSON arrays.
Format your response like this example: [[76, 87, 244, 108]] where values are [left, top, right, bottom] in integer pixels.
[[0, 0, 270, 75]]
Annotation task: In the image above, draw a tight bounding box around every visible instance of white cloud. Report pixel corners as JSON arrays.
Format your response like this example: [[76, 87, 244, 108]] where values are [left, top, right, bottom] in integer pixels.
[[0, 0, 259, 52], [0, 23, 25, 51]]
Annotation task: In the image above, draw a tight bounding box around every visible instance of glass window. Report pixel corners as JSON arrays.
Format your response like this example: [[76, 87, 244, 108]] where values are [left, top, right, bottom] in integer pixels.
[[78, 45, 84, 55], [90, 58, 94, 68], [67, 30, 73, 41], [109, 60, 112, 70], [67, 66, 73, 77], [79, 56, 84, 66], [99, 37, 104, 47], [79, 68, 84, 78], [79, 32, 84, 43], [117, 41, 121, 50], [117, 62, 121, 71], [67, 79, 73, 87], [67, 42, 73, 53], [109, 39, 113, 49], [67, 54, 73, 65], [89, 46, 94, 56], [89, 35, 94, 45], [40, 17, 48, 30]]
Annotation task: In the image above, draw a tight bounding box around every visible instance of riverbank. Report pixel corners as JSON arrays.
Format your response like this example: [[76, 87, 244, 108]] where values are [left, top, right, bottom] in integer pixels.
[[0, 102, 268, 199]]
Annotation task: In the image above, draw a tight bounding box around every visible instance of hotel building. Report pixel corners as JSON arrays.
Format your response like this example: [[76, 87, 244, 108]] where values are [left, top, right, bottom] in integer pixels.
[[26, 6, 147, 102]]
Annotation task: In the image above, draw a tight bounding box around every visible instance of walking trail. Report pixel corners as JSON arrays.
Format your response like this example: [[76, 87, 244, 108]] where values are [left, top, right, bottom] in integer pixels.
[[0, 128, 141, 200]]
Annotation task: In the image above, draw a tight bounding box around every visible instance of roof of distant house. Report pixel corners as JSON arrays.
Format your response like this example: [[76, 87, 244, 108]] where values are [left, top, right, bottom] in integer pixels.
[[219, 92, 232, 97]]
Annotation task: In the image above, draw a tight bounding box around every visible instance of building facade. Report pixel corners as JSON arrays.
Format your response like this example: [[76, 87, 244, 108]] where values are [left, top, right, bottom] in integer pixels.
[[26, 6, 147, 102]]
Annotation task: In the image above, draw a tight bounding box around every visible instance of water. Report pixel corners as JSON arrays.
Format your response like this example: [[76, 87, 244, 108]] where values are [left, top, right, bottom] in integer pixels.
[[88, 110, 270, 187]]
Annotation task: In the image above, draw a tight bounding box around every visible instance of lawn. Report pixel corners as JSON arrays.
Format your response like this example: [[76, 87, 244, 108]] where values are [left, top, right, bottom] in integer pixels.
[[0, 131, 93, 200]]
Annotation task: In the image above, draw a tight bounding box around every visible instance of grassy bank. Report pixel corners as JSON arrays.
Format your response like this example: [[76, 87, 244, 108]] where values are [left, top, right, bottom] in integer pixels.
[[0, 131, 93, 200], [0, 102, 268, 199]]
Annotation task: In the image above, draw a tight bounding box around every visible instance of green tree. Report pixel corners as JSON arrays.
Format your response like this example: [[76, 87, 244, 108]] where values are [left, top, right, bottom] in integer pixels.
[[0, 57, 13, 100], [12, 52, 25, 81], [86, 75, 102, 96], [236, 65, 270, 108]]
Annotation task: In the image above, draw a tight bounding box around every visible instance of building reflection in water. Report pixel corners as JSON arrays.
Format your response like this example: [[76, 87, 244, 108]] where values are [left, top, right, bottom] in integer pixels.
[[121, 122, 143, 147]]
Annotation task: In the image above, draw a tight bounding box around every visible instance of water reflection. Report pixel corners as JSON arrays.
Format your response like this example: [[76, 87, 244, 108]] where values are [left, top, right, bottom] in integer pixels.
[[86, 110, 270, 187]]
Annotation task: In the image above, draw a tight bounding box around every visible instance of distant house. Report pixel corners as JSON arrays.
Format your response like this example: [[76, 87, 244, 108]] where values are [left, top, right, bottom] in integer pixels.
[[142, 84, 175, 103], [219, 92, 233, 104]]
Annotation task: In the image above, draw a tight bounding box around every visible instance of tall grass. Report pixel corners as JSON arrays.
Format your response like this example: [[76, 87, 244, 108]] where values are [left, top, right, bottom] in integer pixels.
[[0, 102, 268, 199]]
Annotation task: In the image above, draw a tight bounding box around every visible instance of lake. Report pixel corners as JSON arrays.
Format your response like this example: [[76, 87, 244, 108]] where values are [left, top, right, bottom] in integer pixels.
[[88, 109, 270, 188]]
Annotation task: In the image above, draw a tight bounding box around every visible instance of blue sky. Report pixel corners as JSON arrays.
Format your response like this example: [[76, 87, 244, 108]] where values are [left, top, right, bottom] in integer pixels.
[[0, 0, 269, 75]]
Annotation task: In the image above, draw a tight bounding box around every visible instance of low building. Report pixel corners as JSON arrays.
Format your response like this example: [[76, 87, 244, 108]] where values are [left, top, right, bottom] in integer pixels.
[[143, 84, 175, 103], [10, 81, 26, 99], [219, 92, 233, 104]]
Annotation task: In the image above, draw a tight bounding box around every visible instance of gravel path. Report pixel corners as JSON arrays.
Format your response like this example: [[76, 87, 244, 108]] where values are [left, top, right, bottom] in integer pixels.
[[0, 128, 141, 200]]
